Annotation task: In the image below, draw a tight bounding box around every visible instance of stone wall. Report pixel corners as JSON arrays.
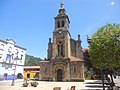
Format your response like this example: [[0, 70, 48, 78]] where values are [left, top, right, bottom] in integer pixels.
[[70, 61, 84, 81], [40, 61, 50, 81]]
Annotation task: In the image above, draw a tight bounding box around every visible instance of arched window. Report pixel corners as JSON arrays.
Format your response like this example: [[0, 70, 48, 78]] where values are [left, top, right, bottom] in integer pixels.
[[14, 49, 19, 60], [58, 42, 63, 56], [21, 55, 23, 60], [0, 44, 3, 58], [15, 49, 19, 55], [61, 20, 64, 27], [8, 47, 12, 53], [0, 44, 4, 51], [45, 67, 47, 72], [58, 44, 60, 55], [73, 66, 76, 73], [61, 44, 63, 55], [21, 51, 24, 60], [57, 21, 60, 28]]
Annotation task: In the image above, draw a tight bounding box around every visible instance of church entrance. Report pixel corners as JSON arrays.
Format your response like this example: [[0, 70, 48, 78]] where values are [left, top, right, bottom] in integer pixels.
[[57, 69, 62, 81]]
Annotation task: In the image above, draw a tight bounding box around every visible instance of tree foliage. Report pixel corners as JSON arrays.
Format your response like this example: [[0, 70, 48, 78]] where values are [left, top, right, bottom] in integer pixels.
[[89, 24, 120, 70], [24, 54, 43, 66]]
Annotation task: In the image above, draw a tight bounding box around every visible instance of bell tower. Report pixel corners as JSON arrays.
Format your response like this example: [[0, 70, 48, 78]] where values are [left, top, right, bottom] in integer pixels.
[[41, 1, 84, 82], [52, 1, 71, 59], [54, 1, 70, 31]]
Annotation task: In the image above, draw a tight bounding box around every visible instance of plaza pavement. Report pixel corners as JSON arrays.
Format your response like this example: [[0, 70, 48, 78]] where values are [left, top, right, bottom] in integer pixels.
[[0, 77, 119, 90]]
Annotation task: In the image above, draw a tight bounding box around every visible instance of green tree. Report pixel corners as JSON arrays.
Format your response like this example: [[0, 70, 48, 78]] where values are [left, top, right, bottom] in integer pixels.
[[25, 54, 43, 66], [89, 24, 120, 89]]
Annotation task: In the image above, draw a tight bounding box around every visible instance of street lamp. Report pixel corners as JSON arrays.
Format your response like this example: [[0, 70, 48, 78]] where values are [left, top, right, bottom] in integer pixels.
[[11, 58, 17, 86]]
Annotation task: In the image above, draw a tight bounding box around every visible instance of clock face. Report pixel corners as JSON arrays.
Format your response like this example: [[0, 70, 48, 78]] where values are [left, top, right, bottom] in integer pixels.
[[59, 31, 62, 34]]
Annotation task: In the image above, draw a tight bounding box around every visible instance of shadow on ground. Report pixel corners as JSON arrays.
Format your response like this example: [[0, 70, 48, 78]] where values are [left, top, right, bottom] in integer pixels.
[[85, 80, 109, 90]]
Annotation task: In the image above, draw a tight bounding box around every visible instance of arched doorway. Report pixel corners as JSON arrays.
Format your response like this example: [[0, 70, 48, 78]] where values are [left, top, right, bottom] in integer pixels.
[[4, 73, 7, 80], [17, 73, 23, 79], [57, 69, 62, 81]]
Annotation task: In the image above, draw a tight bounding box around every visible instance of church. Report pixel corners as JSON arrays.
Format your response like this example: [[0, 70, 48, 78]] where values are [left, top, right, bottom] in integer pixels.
[[40, 2, 84, 81]]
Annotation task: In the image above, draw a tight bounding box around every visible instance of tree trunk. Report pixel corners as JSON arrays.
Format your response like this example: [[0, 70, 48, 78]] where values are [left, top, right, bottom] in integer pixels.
[[101, 70, 105, 90]]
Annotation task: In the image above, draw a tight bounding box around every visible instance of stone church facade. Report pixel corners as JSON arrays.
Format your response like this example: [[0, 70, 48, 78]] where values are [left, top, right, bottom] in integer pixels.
[[40, 2, 84, 81]]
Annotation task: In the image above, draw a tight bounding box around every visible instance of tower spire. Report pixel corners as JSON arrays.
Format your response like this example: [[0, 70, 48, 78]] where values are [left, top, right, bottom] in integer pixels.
[[60, 0, 64, 9]]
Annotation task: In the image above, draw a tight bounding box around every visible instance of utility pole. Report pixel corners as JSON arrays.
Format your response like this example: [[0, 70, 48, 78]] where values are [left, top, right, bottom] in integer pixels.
[[11, 59, 17, 86]]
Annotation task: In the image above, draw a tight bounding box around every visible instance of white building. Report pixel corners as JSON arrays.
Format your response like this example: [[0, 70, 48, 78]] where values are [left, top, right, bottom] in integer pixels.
[[0, 39, 26, 80]]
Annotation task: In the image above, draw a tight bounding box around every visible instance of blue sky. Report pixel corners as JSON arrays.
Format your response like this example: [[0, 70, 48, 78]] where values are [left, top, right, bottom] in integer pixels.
[[0, 0, 120, 59]]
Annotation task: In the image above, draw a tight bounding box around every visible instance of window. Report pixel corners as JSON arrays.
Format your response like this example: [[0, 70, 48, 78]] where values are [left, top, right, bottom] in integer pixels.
[[15, 49, 19, 54], [0, 54, 2, 59], [0, 44, 4, 59], [8, 47, 12, 53], [57, 21, 60, 28], [45, 67, 47, 72], [58, 44, 60, 55], [58, 42, 63, 56], [21, 55, 23, 60], [14, 49, 19, 60], [6, 54, 13, 63], [73, 66, 76, 73], [0, 44, 4, 51], [12, 54, 14, 60], [36, 69, 39, 71], [61, 20, 64, 27], [21, 51, 24, 60]]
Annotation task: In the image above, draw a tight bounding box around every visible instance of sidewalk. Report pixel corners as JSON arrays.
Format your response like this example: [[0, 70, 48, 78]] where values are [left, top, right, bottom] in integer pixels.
[[0, 79, 119, 90]]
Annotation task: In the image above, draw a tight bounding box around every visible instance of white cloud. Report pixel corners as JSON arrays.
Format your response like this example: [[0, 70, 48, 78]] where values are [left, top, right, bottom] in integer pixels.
[[110, 1, 115, 6]]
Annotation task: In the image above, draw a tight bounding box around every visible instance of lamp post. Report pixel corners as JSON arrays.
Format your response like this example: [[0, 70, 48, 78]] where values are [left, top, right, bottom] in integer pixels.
[[11, 58, 17, 86]]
